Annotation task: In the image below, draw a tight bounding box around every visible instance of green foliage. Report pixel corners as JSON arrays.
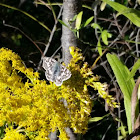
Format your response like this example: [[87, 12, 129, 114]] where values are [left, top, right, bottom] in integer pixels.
[[101, 0, 140, 27], [0, 0, 140, 139], [91, 23, 102, 31], [117, 121, 128, 140], [0, 47, 118, 140], [88, 113, 110, 123], [83, 16, 94, 27], [11, 34, 22, 46], [75, 11, 94, 38], [59, 11, 94, 38], [75, 11, 83, 31], [101, 30, 112, 45], [91, 23, 112, 55], [127, 59, 140, 81], [106, 53, 140, 134], [58, 19, 69, 28], [0, 124, 5, 139]]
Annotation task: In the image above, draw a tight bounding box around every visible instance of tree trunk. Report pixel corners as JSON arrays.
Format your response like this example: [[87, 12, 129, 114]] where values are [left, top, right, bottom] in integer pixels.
[[61, 0, 82, 65], [61, 0, 82, 140]]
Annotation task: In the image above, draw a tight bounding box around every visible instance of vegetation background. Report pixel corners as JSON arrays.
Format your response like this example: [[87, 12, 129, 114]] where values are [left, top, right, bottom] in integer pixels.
[[0, 0, 140, 140]]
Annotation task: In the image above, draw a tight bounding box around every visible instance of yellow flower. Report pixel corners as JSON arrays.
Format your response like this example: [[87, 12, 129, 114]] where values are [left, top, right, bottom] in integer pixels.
[[0, 47, 118, 140], [69, 46, 119, 108], [3, 127, 26, 140]]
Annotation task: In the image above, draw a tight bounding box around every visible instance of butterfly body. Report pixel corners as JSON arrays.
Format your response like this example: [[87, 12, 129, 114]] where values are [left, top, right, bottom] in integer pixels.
[[42, 57, 71, 86], [51, 61, 61, 81]]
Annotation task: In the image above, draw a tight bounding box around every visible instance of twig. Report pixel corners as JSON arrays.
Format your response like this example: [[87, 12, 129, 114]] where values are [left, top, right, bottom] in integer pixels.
[[101, 124, 112, 140], [37, 5, 63, 69], [37, 0, 51, 9], [135, 28, 140, 58], [3, 21, 43, 55], [91, 34, 121, 69], [94, 7, 99, 39], [131, 77, 140, 131], [113, 14, 123, 37], [126, 126, 140, 140]]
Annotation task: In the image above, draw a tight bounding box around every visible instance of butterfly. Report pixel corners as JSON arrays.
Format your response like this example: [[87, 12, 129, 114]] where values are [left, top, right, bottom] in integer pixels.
[[42, 57, 71, 86]]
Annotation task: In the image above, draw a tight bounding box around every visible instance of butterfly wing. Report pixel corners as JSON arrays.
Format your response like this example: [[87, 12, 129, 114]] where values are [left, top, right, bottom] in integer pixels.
[[45, 71, 54, 82], [42, 57, 56, 71], [54, 65, 71, 86], [55, 77, 63, 86], [60, 65, 71, 81], [42, 57, 71, 86], [42, 57, 56, 82]]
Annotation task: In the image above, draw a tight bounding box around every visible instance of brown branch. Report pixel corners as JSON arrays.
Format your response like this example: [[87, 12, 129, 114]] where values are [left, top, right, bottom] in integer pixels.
[[131, 77, 140, 131], [3, 21, 43, 55], [126, 126, 140, 140]]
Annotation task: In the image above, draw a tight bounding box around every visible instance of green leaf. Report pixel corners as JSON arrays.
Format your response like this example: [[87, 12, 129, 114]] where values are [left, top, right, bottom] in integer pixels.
[[101, 30, 108, 45], [127, 59, 140, 81], [118, 122, 127, 137], [101, 0, 140, 27], [97, 37, 102, 56], [89, 117, 104, 122], [75, 11, 83, 30], [88, 114, 109, 123], [83, 16, 94, 27], [107, 32, 112, 38], [58, 19, 69, 28], [68, 15, 77, 25], [17, 34, 22, 39], [100, 1, 107, 11], [106, 53, 135, 134], [72, 15, 77, 22], [91, 23, 102, 31]]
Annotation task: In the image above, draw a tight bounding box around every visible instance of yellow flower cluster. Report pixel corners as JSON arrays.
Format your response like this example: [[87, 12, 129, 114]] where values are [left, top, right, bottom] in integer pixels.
[[69, 46, 119, 108], [0, 47, 92, 140], [3, 127, 26, 140], [0, 47, 118, 140]]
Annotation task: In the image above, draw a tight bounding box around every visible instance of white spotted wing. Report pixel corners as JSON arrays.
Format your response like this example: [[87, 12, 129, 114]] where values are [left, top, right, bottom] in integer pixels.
[[42, 57, 71, 86]]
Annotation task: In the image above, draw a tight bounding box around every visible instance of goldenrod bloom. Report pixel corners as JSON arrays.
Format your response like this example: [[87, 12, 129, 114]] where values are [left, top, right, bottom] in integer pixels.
[[0, 47, 118, 140]]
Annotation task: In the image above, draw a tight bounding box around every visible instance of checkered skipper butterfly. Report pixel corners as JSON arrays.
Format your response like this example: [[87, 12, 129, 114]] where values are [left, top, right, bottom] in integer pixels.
[[42, 57, 71, 86]]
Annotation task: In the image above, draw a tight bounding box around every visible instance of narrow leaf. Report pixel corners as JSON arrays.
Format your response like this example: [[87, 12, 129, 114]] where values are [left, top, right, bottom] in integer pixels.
[[106, 53, 135, 133], [89, 114, 109, 123], [75, 11, 83, 30], [84, 16, 94, 27], [117, 122, 127, 137], [58, 19, 69, 28], [101, 30, 108, 45], [107, 32, 112, 38], [89, 117, 104, 122], [97, 37, 102, 56], [72, 15, 77, 22], [91, 23, 102, 31], [127, 59, 140, 81], [101, 0, 140, 27], [100, 1, 107, 11]]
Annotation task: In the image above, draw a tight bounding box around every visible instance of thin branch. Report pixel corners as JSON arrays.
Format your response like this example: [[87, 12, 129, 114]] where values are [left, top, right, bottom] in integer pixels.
[[131, 77, 140, 131], [3, 21, 43, 55], [91, 34, 121, 69], [135, 28, 140, 58], [37, 5, 63, 69], [126, 126, 140, 140], [101, 124, 112, 140], [37, 0, 51, 9], [94, 3, 99, 40]]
